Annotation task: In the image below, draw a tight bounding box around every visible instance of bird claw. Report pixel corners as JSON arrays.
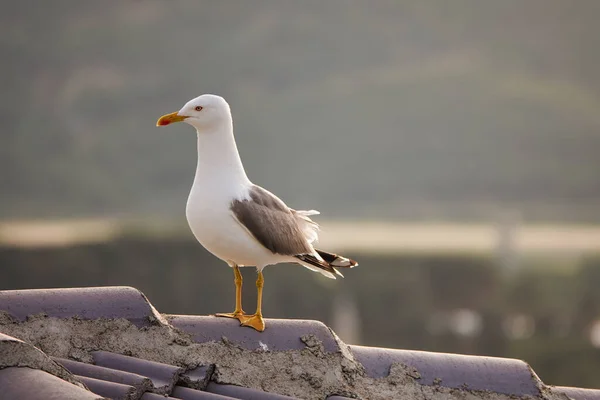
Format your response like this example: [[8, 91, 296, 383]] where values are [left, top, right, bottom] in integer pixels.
[[240, 314, 265, 332], [215, 311, 248, 322]]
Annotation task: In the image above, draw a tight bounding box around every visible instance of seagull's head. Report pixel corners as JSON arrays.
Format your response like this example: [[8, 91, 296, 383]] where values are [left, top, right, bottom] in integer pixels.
[[156, 94, 231, 132]]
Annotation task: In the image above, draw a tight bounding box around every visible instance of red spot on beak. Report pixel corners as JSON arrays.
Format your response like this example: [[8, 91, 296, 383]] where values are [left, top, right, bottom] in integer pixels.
[[156, 112, 185, 127]]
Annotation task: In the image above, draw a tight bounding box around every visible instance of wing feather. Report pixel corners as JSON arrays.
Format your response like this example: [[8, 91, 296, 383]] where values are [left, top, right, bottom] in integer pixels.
[[230, 185, 313, 256]]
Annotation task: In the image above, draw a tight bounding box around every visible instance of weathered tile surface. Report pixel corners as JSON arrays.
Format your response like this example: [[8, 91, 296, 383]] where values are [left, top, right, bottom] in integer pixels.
[[325, 397, 355, 400], [0, 367, 102, 400], [92, 351, 183, 395], [168, 315, 340, 352], [2, 286, 598, 400], [556, 386, 600, 400], [178, 364, 214, 390], [140, 392, 179, 400], [0, 332, 85, 387], [350, 345, 541, 396], [206, 383, 298, 399], [76, 375, 137, 400], [0, 286, 162, 327], [54, 357, 153, 397], [172, 385, 238, 399]]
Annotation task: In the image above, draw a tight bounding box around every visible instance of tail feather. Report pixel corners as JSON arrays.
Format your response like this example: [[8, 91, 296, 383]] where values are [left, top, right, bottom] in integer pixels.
[[295, 250, 358, 279], [295, 254, 344, 278]]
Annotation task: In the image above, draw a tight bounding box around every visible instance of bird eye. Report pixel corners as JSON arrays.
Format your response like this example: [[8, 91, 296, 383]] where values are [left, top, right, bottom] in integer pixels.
[[195, 106, 203, 111]]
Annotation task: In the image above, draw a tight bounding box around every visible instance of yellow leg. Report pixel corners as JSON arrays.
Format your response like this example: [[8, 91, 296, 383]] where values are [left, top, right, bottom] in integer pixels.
[[240, 270, 266, 331], [215, 265, 247, 321]]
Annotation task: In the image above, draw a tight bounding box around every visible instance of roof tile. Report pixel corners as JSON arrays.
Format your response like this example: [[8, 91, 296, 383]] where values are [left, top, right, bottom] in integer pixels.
[[3, 286, 598, 400], [350, 345, 541, 397], [92, 351, 183, 395], [168, 315, 340, 352], [140, 392, 179, 400], [556, 386, 600, 400], [54, 357, 153, 398], [179, 364, 214, 390], [0, 367, 102, 400], [76, 375, 137, 400], [172, 385, 238, 399], [0, 287, 163, 327], [206, 383, 297, 399], [0, 332, 85, 388]]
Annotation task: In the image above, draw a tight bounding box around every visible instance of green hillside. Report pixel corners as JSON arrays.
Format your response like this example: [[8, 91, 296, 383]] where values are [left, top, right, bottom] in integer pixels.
[[2, 1, 600, 221]]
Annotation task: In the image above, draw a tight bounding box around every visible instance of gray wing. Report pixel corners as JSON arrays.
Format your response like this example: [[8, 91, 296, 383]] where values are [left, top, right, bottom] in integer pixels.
[[230, 185, 313, 256]]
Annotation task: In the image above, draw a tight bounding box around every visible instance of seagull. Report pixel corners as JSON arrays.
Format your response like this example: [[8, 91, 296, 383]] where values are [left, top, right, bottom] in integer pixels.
[[156, 94, 358, 331]]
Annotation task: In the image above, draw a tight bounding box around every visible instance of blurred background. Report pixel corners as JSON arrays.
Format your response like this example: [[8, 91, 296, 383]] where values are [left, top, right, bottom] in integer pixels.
[[2, 0, 600, 388]]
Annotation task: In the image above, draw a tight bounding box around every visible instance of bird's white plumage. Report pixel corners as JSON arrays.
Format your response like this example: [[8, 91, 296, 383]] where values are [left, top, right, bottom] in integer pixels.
[[180, 95, 333, 277]]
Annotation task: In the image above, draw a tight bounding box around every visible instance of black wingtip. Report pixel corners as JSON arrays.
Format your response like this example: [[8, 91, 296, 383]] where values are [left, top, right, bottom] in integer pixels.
[[295, 254, 339, 277], [315, 250, 358, 268]]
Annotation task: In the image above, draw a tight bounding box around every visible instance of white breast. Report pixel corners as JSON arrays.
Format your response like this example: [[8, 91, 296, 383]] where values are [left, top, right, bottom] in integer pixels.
[[186, 185, 278, 267], [185, 119, 285, 268]]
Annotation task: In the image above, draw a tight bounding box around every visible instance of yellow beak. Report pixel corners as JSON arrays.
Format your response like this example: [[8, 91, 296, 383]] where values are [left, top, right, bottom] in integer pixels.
[[156, 111, 186, 126]]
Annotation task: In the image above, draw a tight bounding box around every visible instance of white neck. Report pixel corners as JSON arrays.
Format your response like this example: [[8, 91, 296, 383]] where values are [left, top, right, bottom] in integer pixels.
[[191, 120, 251, 196]]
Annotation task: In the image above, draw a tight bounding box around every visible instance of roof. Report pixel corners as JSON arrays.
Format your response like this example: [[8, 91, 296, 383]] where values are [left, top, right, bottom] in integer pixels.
[[0, 286, 598, 400]]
